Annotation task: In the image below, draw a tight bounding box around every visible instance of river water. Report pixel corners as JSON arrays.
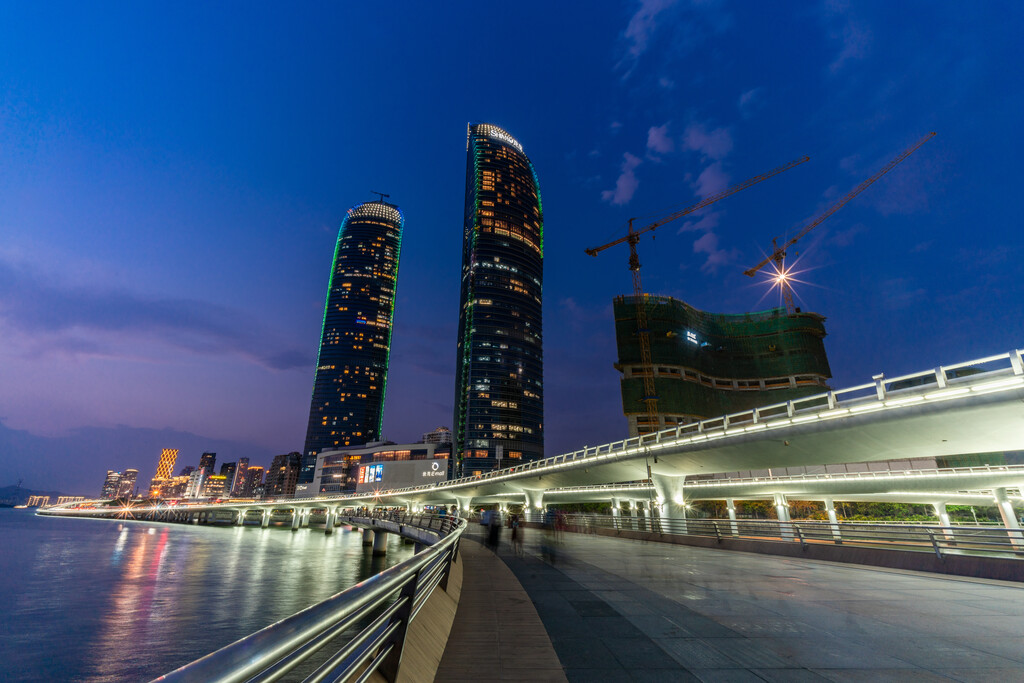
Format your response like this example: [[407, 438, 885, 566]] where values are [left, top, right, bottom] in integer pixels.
[[0, 508, 414, 682]]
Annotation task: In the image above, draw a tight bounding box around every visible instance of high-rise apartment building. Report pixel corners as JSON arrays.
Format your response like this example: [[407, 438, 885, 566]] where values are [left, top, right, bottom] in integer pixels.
[[453, 123, 544, 477], [101, 471, 121, 499], [302, 198, 405, 471], [232, 457, 249, 496], [220, 462, 237, 497], [265, 452, 301, 497], [149, 448, 179, 497], [243, 465, 264, 498], [199, 452, 216, 474], [118, 469, 138, 499]]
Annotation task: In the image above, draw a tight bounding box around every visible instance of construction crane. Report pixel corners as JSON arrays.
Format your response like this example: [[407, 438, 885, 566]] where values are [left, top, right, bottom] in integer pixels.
[[744, 132, 935, 312], [585, 155, 809, 435]]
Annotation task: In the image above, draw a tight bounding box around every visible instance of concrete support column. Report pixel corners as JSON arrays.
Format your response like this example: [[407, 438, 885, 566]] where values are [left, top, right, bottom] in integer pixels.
[[774, 493, 794, 540], [291, 509, 301, 531], [455, 497, 473, 519], [994, 488, 1024, 548], [726, 498, 738, 537], [629, 501, 639, 530], [372, 529, 388, 556], [362, 528, 374, 546], [931, 502, 956, 543], [611, 497, 621, 530], [324, 510, 335, 535], [260, 509, 270, 528], [191, 512, 199, 525], [651, 475, 686, 534], [235, 510, 245, 526], [300, 509, 310, 528], [523, 490, 543, 520], [824, 498, 842, 543]]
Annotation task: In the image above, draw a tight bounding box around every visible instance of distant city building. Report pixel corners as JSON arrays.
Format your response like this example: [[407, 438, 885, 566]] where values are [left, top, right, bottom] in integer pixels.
[[232, 457, 249, 497], [454, 123, 545, 478], [613, 296, 832, 435], [26, 495, 50, 507], [219, 462, 237, 497], [118, 469, 138, 499], [264, 453, 301, 497], [185, 469, 207, 498], [161, 476, 190, 499], [56, 496, 86, 504], [178, 465, 195, 477], [296, 442, 449, 497], [202, 474, 228, 499], [243, 465, 264, 498], [199, 452, 217, 475], [148, 448, 179, 497], [101, 470, 122, 499], [302, 198, 405, 467], [422, 426, 453, 445]]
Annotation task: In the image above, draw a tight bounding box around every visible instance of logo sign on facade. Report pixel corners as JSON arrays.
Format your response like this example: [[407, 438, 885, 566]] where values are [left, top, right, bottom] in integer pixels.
[[422, 460, 446, 478]]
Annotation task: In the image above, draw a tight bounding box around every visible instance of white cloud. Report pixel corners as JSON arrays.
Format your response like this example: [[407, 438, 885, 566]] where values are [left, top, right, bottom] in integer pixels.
[[678, 211, 720, 234], [602, 153, 643, 206], [692, 230, 740, 273], [646, 124, 674, 154], [659, 76, 676, 89], [623, 0, 679, 60], [682, 123, 733, 160], [823, 0, 872, 74], [693, 161, 729, 199], [738, 87, 762, 115]]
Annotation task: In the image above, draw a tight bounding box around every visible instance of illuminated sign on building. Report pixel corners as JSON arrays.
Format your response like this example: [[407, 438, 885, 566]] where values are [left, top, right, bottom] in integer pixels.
[[358, 463, 384, 484]]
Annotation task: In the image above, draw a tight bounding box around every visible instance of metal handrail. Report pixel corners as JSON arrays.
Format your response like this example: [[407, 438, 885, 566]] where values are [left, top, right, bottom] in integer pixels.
[[526, 512, 1024, 560], [153, 515, 466, 683]]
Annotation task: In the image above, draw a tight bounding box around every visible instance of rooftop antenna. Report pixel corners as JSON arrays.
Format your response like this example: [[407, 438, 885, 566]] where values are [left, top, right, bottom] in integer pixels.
[[370, 191, 390, 203]]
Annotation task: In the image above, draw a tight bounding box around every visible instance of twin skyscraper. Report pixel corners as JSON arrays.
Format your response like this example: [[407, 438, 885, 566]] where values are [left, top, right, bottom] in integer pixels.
[[302, 123, 545, 478]]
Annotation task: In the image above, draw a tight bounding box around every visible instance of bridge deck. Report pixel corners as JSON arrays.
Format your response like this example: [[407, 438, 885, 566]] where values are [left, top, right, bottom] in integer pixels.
[[462, 529, 1024, 682]]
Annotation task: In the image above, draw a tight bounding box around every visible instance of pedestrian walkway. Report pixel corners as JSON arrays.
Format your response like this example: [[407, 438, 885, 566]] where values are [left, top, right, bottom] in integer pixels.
[[490, 529, 1024, 682], [435, 533, 567, 682]]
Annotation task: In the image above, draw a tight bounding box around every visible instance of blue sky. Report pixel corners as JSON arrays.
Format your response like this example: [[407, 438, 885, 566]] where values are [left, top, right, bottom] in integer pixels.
[[2, 1, 1022, 491]]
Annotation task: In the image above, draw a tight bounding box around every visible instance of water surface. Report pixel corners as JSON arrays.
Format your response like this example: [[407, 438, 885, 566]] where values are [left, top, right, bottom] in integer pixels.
[[0, 508, 413, 682]]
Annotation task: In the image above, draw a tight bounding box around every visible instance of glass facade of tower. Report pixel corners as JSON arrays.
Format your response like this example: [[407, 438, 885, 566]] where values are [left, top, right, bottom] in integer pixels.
[[454, 124, 544, 477], [303, 200, 404, 461]]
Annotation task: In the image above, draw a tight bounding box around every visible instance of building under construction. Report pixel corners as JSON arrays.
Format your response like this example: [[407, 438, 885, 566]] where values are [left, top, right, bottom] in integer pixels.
[[614, 295, 831, 435]]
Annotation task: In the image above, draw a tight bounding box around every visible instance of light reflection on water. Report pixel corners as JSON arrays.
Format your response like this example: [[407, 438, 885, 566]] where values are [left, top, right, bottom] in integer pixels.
[[0, 509, 413, 682]]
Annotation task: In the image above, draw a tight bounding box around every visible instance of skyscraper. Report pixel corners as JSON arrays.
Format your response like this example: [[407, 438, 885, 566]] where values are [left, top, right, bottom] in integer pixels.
[[149, 448, 179, 497], [453, 124, 544, 477], [302, 198, 405, 464], [199, 452, 217, 475]]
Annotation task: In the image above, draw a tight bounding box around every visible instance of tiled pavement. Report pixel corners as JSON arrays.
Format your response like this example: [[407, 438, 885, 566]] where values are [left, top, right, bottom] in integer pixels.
[[447, 527, 1024, 682]]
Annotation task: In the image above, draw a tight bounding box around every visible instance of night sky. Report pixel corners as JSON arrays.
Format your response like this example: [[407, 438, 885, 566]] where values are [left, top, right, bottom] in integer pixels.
[[2, 2, 1022, 493]]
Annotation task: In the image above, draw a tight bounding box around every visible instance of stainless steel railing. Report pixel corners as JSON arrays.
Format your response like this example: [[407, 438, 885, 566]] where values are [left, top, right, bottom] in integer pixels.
[[153, 514, 466, 683], [523, 512, 1024, 560]]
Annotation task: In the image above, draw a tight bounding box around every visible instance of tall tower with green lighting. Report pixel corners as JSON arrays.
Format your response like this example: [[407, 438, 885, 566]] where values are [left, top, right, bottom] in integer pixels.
[[302, 198, 404, 470], [453, 123, 544, 477]]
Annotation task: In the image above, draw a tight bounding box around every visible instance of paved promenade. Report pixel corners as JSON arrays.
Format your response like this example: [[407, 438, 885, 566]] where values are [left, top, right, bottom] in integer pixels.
[[444, 526, 1024, 682]]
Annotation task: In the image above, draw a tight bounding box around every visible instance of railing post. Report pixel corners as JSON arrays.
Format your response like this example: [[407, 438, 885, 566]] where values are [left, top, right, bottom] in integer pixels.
[[377, 566, 422, 682], [872, 373, 886, 400], [713, 522, 722, 543], [440, 535, 460, 592], [926, 530, 943, 559], [794, 524, 807, 550]]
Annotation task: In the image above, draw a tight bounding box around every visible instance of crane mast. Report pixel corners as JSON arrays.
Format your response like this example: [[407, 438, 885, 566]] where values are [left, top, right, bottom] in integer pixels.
[[745, 132, 935, 312], [586, 155, 809, 435]]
